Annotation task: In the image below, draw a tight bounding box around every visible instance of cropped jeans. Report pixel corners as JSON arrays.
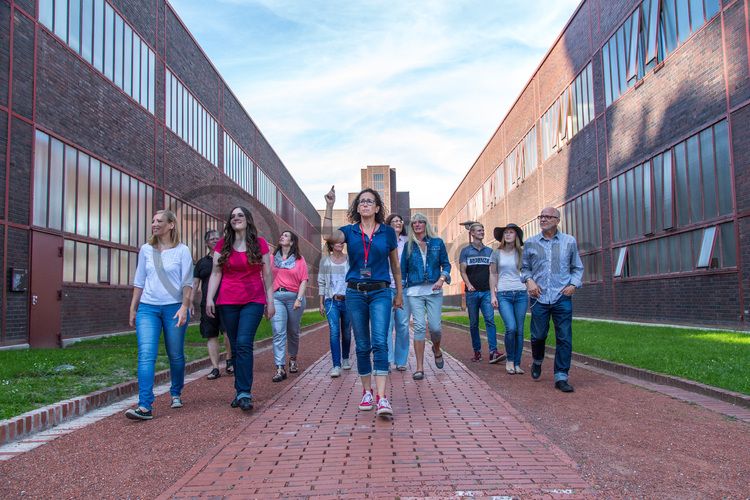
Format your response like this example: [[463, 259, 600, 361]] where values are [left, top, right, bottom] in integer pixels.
[[466, 290, 497, 353], [324, 297, 351, 368], [219, 302, 264, 400], [387, 288, 410, 367], [135, 302, 188, 411], [407, 292, 443, 343], [346, 287, 391, 376], [530, 295, 573, 382], [271, 291, 305, 366], [496, 290, 529, 366]]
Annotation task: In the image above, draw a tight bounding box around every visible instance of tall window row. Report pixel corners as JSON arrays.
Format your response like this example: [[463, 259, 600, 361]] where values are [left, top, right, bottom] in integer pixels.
[[165, 69, 219, 166], [541, 63, 594, 160], [611, 120, 731, 243], [256, 168, 277, 214], [33, 130, 154, 248], [603, 0, 721, 107], [559, 187, 602, 252], [223, 133, 254, 196], [506, 126, 538, 189], [39, 0, 155, 113], [613, 222, 735, 278], [164, 195, 223, 262], [63, 239, 137, 286]]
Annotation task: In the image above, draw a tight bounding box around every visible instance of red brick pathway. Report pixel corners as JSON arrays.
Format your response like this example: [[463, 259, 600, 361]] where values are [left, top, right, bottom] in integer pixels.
[[160, 350, 592, 498]]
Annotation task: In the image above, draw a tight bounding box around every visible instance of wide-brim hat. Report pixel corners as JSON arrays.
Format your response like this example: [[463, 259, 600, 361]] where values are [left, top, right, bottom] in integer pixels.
[[494, 223, 523, 245]]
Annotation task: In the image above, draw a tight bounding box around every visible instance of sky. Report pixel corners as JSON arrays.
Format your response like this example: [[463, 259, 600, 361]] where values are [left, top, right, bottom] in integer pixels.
[[169, 0, 581, 210]]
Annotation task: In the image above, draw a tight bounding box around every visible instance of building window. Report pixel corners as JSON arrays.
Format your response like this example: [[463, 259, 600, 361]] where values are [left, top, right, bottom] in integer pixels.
[[256, 168, 277, 214], [541, 63, 594, 160], [33, 130, 154, 248], [603, 0, 721, 107], [611, 120, 731, 243], [63, 239, 137, 285], [39, 0, 156, 113], [164, 195, 223, 261], [165, 69, 219, 166], [223, 133, 254, 196], [505, 126, 538, 188]]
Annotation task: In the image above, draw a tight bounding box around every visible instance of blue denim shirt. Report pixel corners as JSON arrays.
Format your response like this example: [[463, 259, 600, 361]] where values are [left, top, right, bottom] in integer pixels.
[[340, 223, 397, 283], [400, 236, 451, 288], [520, 230, 584, 304]]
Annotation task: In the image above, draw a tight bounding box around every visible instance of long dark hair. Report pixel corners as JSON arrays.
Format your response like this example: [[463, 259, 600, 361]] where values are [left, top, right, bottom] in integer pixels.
[[218, 206, 262, 267], [274, 230, 301, 259], [347, 188, 385, 224], [385, 213, 407, 236]]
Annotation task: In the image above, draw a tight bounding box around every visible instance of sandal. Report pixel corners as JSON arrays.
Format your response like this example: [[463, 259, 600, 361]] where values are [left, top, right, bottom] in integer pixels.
[[225, 359, 234, 374], [272, 366, 287, 382], [433, 348, 445, 369], [412, 371, 424, 380], [207, 368, 221, 380]]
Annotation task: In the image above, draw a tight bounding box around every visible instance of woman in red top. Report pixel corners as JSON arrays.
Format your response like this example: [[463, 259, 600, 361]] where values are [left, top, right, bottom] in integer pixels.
[[206, 207, 275, 411], [270, 230, 309, 382]]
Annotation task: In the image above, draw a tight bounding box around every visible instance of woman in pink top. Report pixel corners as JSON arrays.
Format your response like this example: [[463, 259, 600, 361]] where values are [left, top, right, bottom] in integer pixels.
[[206, 207, 275, 411], [270, 230, 309, 382]]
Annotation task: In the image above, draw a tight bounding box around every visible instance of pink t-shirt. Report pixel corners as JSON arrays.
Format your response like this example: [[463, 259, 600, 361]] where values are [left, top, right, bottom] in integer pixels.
[[214, 237, 269, 305], [272, 256, 309, 293]]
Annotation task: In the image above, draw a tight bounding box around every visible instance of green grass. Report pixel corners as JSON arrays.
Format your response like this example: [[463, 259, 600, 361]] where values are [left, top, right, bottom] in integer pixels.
[[442, 314, 750, 395], [0, 312, 325, 420]]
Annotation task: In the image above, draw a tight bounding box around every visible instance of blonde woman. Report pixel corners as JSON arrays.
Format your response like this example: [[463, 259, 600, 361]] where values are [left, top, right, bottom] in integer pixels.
[[400, 213, 451, 380], [126, 210, 194, 420], [490, 224, 528, 374]]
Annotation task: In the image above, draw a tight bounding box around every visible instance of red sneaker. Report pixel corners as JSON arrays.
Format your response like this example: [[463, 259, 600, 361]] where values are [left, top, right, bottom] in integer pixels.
[[376, 395, 393, 416], [358, 390, 374, 410], [471, 351, 482, 362]]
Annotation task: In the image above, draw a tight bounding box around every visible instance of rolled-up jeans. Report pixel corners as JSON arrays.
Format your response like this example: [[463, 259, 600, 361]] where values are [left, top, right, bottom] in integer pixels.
[[407, 291, 443, 343], [135, 302, 188, 411], [530, 295, 573, 382], [346, 287, 391, 376], [496, 290, 528, 366], [324, 297, 351, 368], [272, 291, 305, 366], [387, 288, 410, 366], [219, 302, 264, 400]]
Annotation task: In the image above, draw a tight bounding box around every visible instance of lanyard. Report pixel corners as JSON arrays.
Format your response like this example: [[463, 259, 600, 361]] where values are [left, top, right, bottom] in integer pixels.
[[360, 224, 376, 266]]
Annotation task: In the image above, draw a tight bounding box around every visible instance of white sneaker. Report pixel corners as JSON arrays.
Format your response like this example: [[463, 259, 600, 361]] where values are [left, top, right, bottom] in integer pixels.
[[170, 396, 183, 409], [376, 396, 393, 416], [358, 390, 374, 410], [342, 359, 351, 370], [330, 366, 341, 378]]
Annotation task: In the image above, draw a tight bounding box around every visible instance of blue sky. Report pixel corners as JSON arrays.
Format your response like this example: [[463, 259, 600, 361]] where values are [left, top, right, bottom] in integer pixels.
[[170, 0, 581, 209]]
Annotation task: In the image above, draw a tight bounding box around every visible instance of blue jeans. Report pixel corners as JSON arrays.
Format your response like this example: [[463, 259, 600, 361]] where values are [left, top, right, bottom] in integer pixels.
[[219, 302, 264, 399], [387, 289, 410, 366], [346, 287, 391, 376], [325, 298, 351, 367], [530, 295, 573, 382], [271, 291, 305, 366], [497, 290, 529, 366], [466, 290, 497, 352], [135, 303, 188, 411], [407, 292, 443, 342]]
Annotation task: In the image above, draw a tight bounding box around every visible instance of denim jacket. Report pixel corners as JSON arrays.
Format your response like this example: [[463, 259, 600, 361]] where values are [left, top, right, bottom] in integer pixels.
[[400, 236, 451, 288]]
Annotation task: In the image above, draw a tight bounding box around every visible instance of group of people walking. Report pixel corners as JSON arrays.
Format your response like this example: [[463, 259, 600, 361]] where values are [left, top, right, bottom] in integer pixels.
[[125, 188, 584, 421]]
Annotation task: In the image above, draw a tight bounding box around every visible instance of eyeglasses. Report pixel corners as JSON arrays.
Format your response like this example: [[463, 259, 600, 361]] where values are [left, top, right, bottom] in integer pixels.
[[537, 215, 559, 221], [358, 199, 376, 205], [412, 220, 426, 225]]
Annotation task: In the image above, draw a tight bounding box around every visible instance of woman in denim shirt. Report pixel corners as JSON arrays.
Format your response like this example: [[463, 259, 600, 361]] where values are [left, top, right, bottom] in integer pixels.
[[490, 224, 528, 375], [400, 213, 451, 380]]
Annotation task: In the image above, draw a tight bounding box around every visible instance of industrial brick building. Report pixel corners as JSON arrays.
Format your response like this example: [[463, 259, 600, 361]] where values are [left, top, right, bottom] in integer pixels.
[[0, 0, 320, 347], [439, 0, 748, 329]]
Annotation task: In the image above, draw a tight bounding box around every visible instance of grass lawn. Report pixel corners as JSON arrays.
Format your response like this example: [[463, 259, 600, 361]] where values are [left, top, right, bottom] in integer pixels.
[[0, 312, 325, 420], [442, 314, 750, 396]]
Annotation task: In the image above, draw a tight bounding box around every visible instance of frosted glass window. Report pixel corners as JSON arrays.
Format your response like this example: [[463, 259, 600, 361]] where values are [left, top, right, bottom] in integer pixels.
[[89, 158, 100, 239], [33, 131, 50, 227], [75, 242, 88, 283], [100, 163, 110, 241], [110, 169, 120, 244], [123, 25, 133, 96], [54, 0, 68, 41], [81, 0, 93, 62], [77, 153, 89, 236], [40, 0, 54, 29], [63, 240, 75, 282], [93, 0, 104, 71], [64, 147, 78, 234], [120, 175, 129, 244], [87, 244, 99, 284], [114, 15, 124, 88], [49, 138, 65, 231], [69, 0, 81, 53], [103, 3, 114, 80]]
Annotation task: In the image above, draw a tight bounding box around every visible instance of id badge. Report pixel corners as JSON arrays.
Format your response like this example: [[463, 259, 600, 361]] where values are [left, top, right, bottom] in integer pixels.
[[360, 267, 372, 278]]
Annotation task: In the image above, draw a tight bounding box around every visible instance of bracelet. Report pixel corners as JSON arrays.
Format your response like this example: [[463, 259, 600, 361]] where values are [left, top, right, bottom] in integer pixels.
[[324, 217, 332, 220], [296, 297, 303, 301]]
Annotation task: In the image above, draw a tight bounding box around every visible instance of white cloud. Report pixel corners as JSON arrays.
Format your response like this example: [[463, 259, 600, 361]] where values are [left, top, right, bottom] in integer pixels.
[[170, 0, 581, 209]]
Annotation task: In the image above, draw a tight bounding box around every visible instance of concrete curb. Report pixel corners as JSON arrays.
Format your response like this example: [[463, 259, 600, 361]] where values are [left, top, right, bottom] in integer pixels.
[[442, 320, 750, 409], [0, 322, 326, 447]]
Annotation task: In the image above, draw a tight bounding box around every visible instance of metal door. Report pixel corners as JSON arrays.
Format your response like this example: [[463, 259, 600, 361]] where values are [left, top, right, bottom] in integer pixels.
[[29, 231, 63, 347]]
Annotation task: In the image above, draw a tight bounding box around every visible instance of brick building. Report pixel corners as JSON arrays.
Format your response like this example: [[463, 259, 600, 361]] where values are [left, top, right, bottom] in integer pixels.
[[0, 0, 320, 347], [439, 0, 748, 329]]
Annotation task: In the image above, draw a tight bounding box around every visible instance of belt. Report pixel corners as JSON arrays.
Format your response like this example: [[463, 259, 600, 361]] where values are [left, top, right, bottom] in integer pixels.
[[332, 294, 346, 301], [347, 281, 388, 292], [276, 287, 292, 293]]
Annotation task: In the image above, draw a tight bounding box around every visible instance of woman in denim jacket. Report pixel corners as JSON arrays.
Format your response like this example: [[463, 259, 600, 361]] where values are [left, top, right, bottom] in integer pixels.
[[400, 213, 451, 380]]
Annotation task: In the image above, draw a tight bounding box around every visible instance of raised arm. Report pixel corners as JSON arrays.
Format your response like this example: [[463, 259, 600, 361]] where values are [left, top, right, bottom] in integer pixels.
[[322, 186, 345, 243]]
